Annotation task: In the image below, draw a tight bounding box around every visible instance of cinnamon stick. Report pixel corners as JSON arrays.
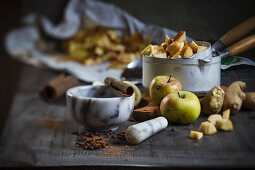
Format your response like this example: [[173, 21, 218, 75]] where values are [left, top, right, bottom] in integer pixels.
[[104, 77, 134, 97], [39, 74, 79, 102]]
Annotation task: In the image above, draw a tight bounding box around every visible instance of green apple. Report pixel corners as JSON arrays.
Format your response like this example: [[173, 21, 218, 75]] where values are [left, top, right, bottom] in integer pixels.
[[160, 91, 201, 124], [149, 75, 182, 104]]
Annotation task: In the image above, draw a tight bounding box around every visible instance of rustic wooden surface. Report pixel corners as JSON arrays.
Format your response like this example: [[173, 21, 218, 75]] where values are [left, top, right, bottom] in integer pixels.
[[0, 65, 255, 168]]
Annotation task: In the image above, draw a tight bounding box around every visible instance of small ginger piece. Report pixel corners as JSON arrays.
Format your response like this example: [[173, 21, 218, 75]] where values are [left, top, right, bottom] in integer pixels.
[[197, 46, 207, 53], [222, 109, 230, 119], [208, 114, 223, 125], [242, 92, 255, 110], [180, 43, 193, 58], [173, 31, 186, 42], [201, 86, 225, 115], [223, 81, 246, 113], [165, 35, 172, 45], [189, 131, 203, 140], [215, 119, 234, 131], [189, 41, 199, 53], [198, 121, 217, 135]]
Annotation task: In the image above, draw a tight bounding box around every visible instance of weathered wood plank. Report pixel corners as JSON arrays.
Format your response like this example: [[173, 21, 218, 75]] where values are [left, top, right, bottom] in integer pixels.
[[0, 66, 255, 168]]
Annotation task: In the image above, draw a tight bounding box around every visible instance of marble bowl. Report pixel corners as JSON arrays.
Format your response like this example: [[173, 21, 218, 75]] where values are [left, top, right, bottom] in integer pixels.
[[66, 85, 134, 131]]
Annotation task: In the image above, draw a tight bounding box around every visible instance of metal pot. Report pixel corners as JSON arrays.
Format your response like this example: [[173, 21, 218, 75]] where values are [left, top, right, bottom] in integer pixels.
[[142, 53, 221, 93], [142, 17, 255, 92], [143, 35, 255, 92], [142, 41, 218, 92]]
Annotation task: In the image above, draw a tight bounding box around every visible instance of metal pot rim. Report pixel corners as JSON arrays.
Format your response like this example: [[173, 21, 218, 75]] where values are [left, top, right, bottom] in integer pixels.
[[143, 55, 221, 65]]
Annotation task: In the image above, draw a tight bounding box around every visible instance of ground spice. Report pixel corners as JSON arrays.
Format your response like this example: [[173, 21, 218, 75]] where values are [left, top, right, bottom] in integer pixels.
[[42, 117, 65, 129], [75, 130, 134, 156], [76, 134, 109, 150]]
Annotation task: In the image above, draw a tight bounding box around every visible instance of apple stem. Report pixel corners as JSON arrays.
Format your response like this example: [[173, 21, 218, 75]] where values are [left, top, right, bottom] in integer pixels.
[[167, 75, 172, 83], [178, 92, 181, 98]]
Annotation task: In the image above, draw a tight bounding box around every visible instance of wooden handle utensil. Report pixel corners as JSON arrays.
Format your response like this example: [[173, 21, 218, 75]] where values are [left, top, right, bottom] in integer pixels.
[[227, 34, 255, 56]]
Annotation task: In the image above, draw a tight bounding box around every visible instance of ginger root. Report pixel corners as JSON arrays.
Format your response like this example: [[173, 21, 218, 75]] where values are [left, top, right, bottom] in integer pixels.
[[242, 92, 255, 110], [201, 86, 225, 115], [223, 81, 246, 113]]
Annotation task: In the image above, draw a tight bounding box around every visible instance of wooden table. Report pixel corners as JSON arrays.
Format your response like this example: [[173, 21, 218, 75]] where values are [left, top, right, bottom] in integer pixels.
[[1, 65, 255, 168]]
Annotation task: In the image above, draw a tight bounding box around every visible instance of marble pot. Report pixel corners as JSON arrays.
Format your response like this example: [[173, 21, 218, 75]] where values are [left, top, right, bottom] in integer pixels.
[[66, 85, 134, 131]]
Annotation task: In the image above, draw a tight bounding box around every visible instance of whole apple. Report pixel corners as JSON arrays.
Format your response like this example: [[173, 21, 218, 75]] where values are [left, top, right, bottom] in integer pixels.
[[149, 75, 182, 104], [160, 91, 201, 124]]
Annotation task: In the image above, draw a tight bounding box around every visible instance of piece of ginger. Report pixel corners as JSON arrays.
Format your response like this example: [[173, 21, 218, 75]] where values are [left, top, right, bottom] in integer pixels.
[[242, 92, 255, 110], [208, 114, 223, 125], [189, 130, 203, 140], [198, 121, 217, 135], [222, 109, 230, 119], [215, 119, 234, 131], [201, 86, 225, 115], [223, 81, 246, 113], [189, 131, 203, 140]]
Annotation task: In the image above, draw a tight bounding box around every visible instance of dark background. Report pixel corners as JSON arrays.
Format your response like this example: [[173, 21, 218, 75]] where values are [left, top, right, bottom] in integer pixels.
[[0, 0, 255, 139]]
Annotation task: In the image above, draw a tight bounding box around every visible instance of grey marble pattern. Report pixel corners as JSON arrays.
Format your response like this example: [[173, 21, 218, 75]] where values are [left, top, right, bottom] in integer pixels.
[[67, 85, 134, 131]]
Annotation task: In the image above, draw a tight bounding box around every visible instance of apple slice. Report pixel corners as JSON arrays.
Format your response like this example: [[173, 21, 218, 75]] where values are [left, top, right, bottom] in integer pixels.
[[173, 31, 186, 42], [165, 35, 172, 45], [166, 41, 184, 57], [189, 41, 199, 53], [180, 43, 193, 58], [197, 46, 207, 53], [153, 52, 167, 58], [140, 45, 159, 56]]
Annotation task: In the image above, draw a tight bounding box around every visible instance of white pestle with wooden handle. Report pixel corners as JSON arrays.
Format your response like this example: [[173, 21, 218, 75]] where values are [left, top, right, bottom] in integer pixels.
[[125, 117, 168, 144]]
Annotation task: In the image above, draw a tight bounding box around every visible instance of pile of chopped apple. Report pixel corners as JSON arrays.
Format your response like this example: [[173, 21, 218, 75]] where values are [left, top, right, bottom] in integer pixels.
[[140, 31, 207, 59]]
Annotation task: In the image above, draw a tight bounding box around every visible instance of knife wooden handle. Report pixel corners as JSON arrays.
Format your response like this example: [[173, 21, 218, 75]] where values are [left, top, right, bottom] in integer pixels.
[[227, 34, 255, 56], [220, 17, 255, 47]]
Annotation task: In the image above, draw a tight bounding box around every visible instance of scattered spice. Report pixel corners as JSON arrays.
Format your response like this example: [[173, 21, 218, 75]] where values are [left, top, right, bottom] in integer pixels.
[[75, 130, 134, 156], [42, 117, 65, 129], [76, 134, 109, 150]]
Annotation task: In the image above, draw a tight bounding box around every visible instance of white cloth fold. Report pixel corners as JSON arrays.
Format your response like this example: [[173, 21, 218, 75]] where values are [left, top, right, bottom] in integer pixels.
[[5, 0, 186, 82]]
